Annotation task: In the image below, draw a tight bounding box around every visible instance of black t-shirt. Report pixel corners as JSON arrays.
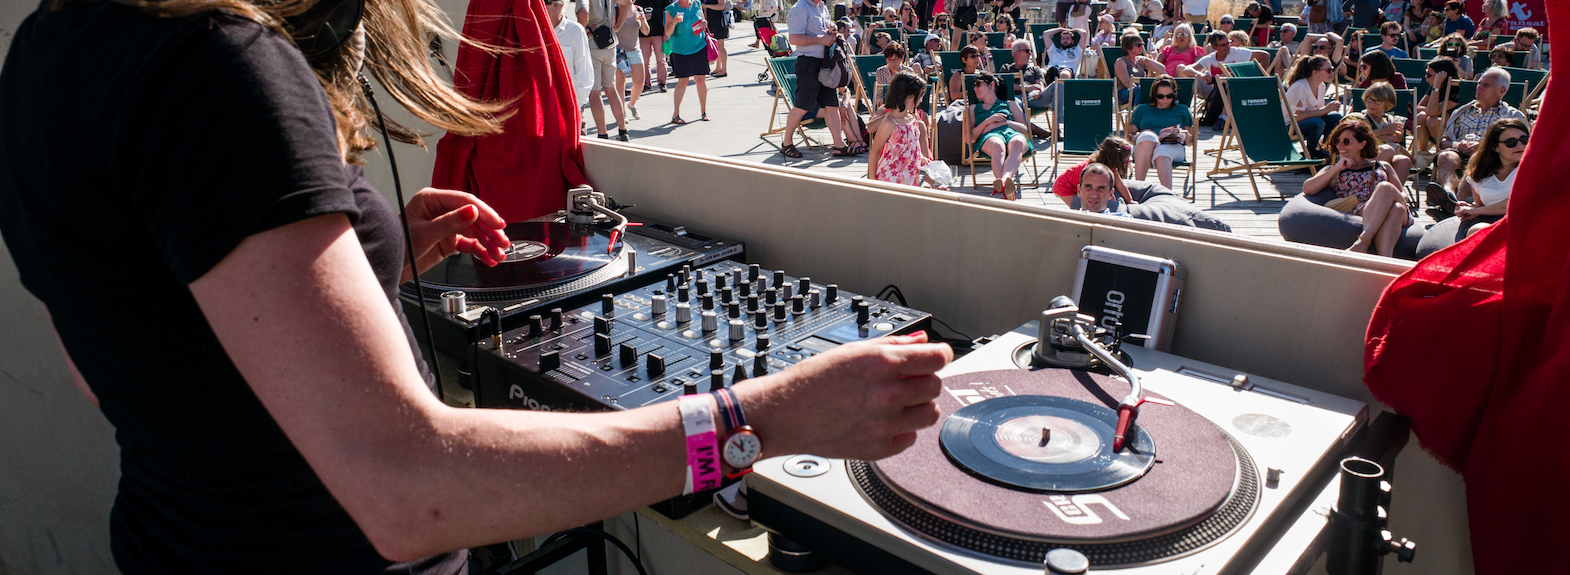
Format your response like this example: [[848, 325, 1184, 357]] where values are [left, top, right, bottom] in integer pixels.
[[637, 0, 671, 36], [0, 4, 464, 574]]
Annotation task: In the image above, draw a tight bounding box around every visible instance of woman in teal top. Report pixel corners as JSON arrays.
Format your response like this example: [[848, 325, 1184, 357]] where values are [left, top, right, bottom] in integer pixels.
[[1126, 75, 1193, 190], [665, 0, 711, 123], [964, 72, 1032, 200]]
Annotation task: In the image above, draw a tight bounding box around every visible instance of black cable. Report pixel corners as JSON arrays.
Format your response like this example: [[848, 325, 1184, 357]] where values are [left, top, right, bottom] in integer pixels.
[[930, 316, 975, 342], [359, 76, 445, 401], [875, 284, 908, 306], [530, 527, 648, 575], [634, 513, 642, 568]]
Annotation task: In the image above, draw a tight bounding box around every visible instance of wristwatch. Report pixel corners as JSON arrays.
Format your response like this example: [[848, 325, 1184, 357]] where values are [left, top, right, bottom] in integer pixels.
[[712, 388, 762, 476]]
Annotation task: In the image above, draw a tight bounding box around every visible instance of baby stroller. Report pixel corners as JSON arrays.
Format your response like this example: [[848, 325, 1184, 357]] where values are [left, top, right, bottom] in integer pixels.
[[758, 31, 790, 82]]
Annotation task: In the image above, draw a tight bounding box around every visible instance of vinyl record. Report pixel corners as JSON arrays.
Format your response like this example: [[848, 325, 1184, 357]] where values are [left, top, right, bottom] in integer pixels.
[[417, 222, 615, 291], [940, 395, 1156, 492]]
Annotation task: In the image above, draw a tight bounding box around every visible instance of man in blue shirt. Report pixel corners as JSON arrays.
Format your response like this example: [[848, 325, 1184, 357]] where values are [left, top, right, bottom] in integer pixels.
[[1363, 21, 1408, 59], [1441, 1, 1474, 38], [778, 0, 850, 158]]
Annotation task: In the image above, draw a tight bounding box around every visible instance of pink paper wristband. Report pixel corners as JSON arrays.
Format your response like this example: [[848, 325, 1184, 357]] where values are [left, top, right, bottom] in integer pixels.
[[678, 395, 723, 494]]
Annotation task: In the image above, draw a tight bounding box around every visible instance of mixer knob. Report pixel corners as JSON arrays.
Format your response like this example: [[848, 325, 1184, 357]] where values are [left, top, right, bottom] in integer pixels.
[[594, 333, 612, 357], [765, 288, 778, 306], [749, 263, 761, 281], [678, 285, 690, 303], [710, 369, 726, 391], [702, 310, 718, 332], [714, 273, 727, 289], [696, 279, 709, 296], [651, 294, 667, 316], [738, 279, 751, 298], [856, 301, 871, 325], [720, 287, 734, 305], [747, 294, 760, 313], [728, 302, 741, 320], [710, 350, 725, 370], [620, 343, 637, 367], [676, 302, 692, 324], [594, 316, 610, 335], [601, 294, 616, 319], [732, 363, 749, 382], [798, 277, 811, 294], [680, 264, 691, 283], [701, 294, 715, 311], [729, 319, 745, 341], [549, 308, 564, 330], [792, 295, 805, 315], [757, 333, 771, 351], [781, 283, 793, 301], [827, 284, 839, 304], [754, 310, 768, 329], [754, 354, 769, 375], [683, 379, 699, 395], [540, 350, 560, 372], [527, 314, 543, 337], [647, 353, 666, 376], [851, 295, 864, 307], [773, 270, 786, 288], [732, 268, 744, 286], [695, 269, 705, 282], [666, 273, 677, 292], [773, 303, 787, 322], [810, 289, 822, 309]]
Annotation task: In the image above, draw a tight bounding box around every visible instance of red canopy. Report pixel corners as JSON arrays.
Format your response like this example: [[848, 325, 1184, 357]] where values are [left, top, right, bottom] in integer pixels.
[[1365, 2, 1570, 572], [433, 0, 589, 223]]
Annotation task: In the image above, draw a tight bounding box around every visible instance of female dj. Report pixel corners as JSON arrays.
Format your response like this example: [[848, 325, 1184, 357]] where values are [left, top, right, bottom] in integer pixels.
[[0, 0, 951, 572]]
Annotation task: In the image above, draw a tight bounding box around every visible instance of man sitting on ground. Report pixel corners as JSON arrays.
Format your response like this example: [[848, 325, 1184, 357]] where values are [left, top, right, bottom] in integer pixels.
[[1427, 67, 1528, 217], [1076, 163, 1134, 217]]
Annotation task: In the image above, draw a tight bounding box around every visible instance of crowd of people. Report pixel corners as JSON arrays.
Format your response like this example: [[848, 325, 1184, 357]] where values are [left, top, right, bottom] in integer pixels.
[[547, 0, 1541, 258]]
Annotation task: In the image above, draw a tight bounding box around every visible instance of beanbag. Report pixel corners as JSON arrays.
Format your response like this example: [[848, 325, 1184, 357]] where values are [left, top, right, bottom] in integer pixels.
[[1277, 191, 1425, 260], [1415, 215, 1502, 259]]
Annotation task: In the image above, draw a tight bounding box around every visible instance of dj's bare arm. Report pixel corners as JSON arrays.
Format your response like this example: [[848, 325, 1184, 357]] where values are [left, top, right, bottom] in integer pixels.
[[188, 213, 952, 562]]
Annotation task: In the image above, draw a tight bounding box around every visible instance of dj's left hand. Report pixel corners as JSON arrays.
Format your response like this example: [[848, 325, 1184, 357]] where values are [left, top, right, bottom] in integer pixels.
[[401, 188, 511, 283]]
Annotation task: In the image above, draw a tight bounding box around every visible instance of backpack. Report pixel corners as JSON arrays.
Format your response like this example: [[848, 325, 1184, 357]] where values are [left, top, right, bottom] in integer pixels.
[[818, 40, 853, 89]]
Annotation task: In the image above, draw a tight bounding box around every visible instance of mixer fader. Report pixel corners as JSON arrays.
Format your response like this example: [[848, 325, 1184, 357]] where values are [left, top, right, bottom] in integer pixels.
[[472, 260, 931, 412]]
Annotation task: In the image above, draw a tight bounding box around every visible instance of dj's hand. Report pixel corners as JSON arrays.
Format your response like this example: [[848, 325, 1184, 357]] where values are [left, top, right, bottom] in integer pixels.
[[401, 188, 511, 283], [735, 332, 953, 462]]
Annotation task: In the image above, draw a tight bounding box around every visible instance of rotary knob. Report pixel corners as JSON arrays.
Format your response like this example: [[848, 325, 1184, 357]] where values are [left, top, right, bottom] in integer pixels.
[[738, 279, 751, 298], [710, 369, 726, 392], [696, 278, 709, 296], [792, 295, 805, 315], [527, 314, 543, 337], [754, 310, 768, 329], [809, 289, 822, 309], [747, 294, 760, 313], [728, 302, 742, 320], [714, 273, 727, 290], [781, 283, 793, 301], [729, 319, 745, 342], [798, 277, 811, 294], [678, 285, 690, 303], [748, 263, 761, 282], [665, 273, 677, 292], [675, 302, 692, 324], [826, 284, 839, 304], [702, 310, 718, 332], [773, 302, 787, 322], [732, 363, 749, 382], [856, 301, 871, 325], [710, 350, 725, 370], [701, 294, 715, 311], [773, 269, 785, 288], [754, 354, 769, 375], [651, 293, 667, 316], [765, 288, 778, 306], [757, 333, 771, 351]]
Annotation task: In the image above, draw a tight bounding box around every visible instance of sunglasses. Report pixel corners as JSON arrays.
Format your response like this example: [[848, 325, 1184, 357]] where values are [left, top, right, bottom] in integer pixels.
[[1499, 135, 1529, 148], [1336, 137, 1361, 146], [1313, 44, 1331, 49], [1153, 92, 1176, 99], [1176, 32, 1191, 37], [1384, 32, 1400, 37]]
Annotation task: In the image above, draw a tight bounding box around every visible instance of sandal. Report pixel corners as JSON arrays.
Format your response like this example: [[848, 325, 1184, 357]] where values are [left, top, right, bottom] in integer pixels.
[[991, 180, 1005, 197], [780, 143, 803, 158], [831, 145, 856, 157], [671, 116, 688, 125], [701, 113, 711, 121]]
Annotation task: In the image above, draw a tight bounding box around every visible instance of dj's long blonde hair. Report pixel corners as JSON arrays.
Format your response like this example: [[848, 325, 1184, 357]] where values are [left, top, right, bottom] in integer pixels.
[[52, 0, 509, 162]]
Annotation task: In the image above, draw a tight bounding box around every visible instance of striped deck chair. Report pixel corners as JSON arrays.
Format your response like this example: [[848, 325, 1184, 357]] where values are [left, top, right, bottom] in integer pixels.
[[761, 57, 831, 149], [1208, 76, 1322, 200]]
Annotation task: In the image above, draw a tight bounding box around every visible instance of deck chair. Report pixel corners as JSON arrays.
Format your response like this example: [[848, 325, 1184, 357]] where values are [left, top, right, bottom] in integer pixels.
[[1496, 66, 1547, 104], [990, 48, 1016, 70], [1050, 78, 1117, 173], [960, 73, 1040, 188], [1222, 61, 1266, 77], [986, 32, 1010, 49], [1417, 46, 1437, 60], [1208, 76, 1322, 200], [1453, 80, 1527, 108], [1232, 18, 1254, 32], [1391, 58, 1428, 83], [1359, 33, 1383, 53], [1098, 46, 1124, 80], [852, 54, 887, 111], [1132, 76, 1202, 198], [761, 57, 831, 149], [937, 50, 965, 103], [1347, 87, 1415, 118]]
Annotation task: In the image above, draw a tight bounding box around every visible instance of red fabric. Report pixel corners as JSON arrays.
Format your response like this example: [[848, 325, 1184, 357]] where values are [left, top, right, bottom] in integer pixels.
[[432, 0, 588, 223], [1052, 158, 1090, 197], [1364, 2, 1570, 572]]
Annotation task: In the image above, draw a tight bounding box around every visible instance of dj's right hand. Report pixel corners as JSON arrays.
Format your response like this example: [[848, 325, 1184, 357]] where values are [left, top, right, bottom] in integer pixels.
[[735, 332, 952, 462]]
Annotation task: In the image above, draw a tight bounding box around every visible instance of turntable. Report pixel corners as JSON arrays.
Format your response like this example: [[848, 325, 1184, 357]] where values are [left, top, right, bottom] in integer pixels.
[[749, 299, 1367, 574]]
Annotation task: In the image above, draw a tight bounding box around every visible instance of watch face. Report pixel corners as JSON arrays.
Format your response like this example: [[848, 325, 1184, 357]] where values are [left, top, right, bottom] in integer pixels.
[[723, 428, 763, 468]]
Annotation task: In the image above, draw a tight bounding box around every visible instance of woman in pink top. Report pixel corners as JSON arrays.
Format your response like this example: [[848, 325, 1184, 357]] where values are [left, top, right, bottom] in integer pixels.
[[1157, 23, 1205, 76]]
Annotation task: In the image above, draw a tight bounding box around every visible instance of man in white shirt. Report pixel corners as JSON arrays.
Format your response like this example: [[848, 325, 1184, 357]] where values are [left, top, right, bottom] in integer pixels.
[[550, 0, 595, 129], [1180, 31, 1250, 97]]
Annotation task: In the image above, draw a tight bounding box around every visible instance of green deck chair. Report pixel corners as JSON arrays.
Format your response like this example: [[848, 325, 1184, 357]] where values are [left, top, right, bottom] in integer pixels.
[[1495, 66, 1547, 107], [991, 48, 1016, 71], [1098, 46, 1123, 80], [937, 50, 965, 103], [986, 32, 1010, 49], [1232, 18, 1254, 32], [1417, 46, 1437, 60], [1222, 60, 1265, 77], [907, 33, 930, 52], [1348, 87, 1415, 118], [1050, 78, 1117, 174], [1454, 80, 1528, 108], [1208, 76, 1322, 200], [852, 54, 886, 110], [961, 73, 1040, 188], [1135, 76, 1201, 198], [761, 57, 831, 149]]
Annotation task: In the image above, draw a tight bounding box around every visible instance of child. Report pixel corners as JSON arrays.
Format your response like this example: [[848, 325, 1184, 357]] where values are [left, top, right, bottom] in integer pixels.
[[1421, 13, 1443, 44], [870, 72, 944, 188]]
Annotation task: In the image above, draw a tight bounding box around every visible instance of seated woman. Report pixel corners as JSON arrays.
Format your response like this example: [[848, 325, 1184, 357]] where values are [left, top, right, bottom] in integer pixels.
[[993, 15, 1018, 47], [1430, 33, 1474, 79], [948, 45, 985, 102], [1449, 118, 1528, 237], [1344, 82, 1414, 180], [897, 1, 925, 34], [1156, 23, 1204, 76], [1052, 136, 1136, 207], [1356, 50, 1407, 88], [1302, 120, 1411, 257], [968, 32, 996, 73], [964, 72, 1033, 200], [1411, 56, 1460, 154], [1127, 75, 1193, 190], [1114, 33, 1166, 106], [1091, 15, 1120, 50], [1285, 55, 1342, 158], [1486, 45, 1514, 70], [869, 42, 921, 134]]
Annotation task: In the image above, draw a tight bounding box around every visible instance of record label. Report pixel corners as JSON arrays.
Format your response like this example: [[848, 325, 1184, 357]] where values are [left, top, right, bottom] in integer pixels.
[[940, 395, 1156, 492]]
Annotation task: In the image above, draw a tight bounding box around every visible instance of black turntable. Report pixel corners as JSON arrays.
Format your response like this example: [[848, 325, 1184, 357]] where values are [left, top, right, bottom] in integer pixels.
[[749, 302, 1369, 574]]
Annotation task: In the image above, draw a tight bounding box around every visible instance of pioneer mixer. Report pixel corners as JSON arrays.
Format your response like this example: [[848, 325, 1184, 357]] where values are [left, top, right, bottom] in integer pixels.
[[471, 259, 932, 412]]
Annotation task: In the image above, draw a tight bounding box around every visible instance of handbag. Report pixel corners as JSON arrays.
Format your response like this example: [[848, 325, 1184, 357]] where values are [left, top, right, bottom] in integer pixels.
[[1308, 0, 1327, 23], [707, 35, 720, 61], [1325, 194, 1363, 212], [590, 0, 617, 48], [817, 41, 853, 89]]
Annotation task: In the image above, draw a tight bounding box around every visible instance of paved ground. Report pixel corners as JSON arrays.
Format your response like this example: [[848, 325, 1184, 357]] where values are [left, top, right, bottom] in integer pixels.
[[599, 33, 1437, 244]]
